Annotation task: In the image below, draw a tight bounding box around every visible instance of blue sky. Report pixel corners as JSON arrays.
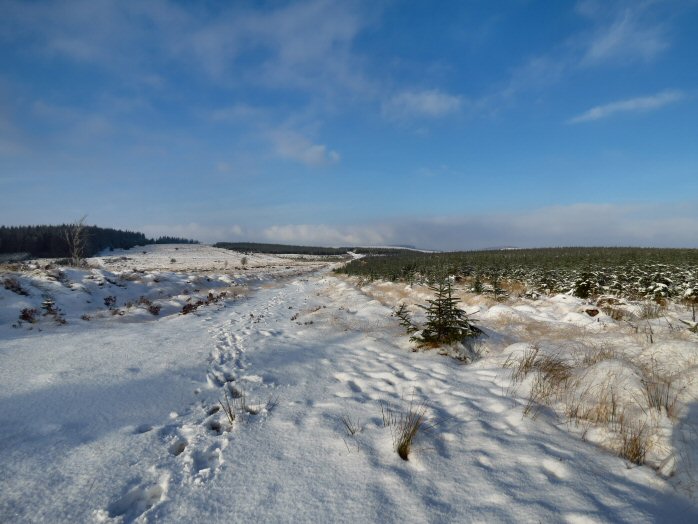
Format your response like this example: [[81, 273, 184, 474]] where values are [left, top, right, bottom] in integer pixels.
[[1, 0, 697, 249]]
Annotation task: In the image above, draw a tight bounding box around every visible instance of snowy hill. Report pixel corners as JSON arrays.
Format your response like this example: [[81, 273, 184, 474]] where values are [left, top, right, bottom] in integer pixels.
[[1, 245, 697, 522]]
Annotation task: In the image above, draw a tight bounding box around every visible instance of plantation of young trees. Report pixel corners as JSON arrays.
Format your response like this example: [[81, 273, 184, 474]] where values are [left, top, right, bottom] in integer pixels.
[[336, 247, 698, 302]]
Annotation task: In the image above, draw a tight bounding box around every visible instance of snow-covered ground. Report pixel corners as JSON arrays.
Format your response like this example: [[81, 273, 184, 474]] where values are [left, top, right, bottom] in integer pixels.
[[1, 246, 697, 522]]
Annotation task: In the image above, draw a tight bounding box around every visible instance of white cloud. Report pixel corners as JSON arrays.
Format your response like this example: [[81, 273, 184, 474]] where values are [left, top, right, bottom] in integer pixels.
[[568, 90, 684, 123], [262, 224, 389, 246], [382, 89, 464, 120], [138, 201, 698, 249], [0, 0, 375, 98], [383, 202, 698, 250], [480, 2, 676, 110], [270, 130, 340, 167], [579, 3, 669, 66]]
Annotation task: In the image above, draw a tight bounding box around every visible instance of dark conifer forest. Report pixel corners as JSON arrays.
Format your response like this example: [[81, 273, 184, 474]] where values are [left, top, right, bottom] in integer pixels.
[[0, 225, 197, 259]]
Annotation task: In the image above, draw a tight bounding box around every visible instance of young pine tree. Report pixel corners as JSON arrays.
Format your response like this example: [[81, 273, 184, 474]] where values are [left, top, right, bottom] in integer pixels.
[[413, 278, 482, 346], [394, 303, 418, 334]]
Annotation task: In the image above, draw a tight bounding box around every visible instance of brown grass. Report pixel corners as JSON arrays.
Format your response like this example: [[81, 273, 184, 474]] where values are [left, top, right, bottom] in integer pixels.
[[504, 345, 540, 382], [639, 301, 664, 320], [380, 399, 429, 461], [564, 382, 622, 425], [617, 417, 651, 464], [499, 279, 528, 297], [505, 346, 572, 388], [580, 343, 617, 366], [642, 376, 681, 419]]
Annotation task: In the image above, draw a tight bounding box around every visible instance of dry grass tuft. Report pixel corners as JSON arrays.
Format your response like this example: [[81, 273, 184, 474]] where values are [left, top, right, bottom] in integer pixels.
[[600, 306, 632, 321], [504, 345, 540, 382], [617, 417, 651, 464], [219, 389, 237, 426], [219, 387, 264, 426], [639, 301, 663, 320], [505, 345, 575, 416], [564, 383, 622, 425], [380, 399, 429, 461], [340, 415, 362, 436], [505, 346, 572, 387], [580, 343, 617, 366], [643, 377, 681, 419]]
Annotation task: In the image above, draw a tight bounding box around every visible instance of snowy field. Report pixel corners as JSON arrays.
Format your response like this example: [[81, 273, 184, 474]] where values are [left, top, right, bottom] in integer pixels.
[[1, 245, 698, 522]]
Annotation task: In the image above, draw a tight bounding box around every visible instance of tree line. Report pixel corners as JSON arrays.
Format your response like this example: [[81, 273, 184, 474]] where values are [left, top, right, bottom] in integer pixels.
[[0, 224, 198, 259], [214, 242, 415, 256]]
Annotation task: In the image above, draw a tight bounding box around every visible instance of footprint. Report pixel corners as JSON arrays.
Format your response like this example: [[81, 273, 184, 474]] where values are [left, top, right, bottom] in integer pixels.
[[133, 424, 153, 434], [169, 440, 187, 456], [188, 443, 225, 482], [207, 372, 225, 388], [205, 419, 223, 435], [106, 474, 169, 522]]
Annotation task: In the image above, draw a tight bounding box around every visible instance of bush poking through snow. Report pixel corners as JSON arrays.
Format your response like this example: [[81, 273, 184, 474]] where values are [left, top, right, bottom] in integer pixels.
[[3, 277, 29, 296], [19, 307, 37, 323], [181, 301, 203, 315], [148, 304, 161, 316]]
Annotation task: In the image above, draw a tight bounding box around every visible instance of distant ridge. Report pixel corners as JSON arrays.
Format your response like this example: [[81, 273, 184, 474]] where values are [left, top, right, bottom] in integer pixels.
[[214, 242, 418, 256]]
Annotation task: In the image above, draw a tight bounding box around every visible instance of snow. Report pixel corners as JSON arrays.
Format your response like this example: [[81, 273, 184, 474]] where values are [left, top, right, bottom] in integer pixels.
[[1, 245, 698, 522]]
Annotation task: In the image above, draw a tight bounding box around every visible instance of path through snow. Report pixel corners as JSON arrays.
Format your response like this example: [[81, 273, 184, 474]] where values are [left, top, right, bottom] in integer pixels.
[[1, 271, 696, 522]]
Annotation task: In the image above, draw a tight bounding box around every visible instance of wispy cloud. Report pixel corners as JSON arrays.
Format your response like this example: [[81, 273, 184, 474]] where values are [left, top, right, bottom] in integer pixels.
[[0, 0, 375, 97], [382, 89, 464, 120], [482, 2, 676, 110], [569, 89, 684, 123], [577, 1, 669, 66], [270, 130, 340, 167]]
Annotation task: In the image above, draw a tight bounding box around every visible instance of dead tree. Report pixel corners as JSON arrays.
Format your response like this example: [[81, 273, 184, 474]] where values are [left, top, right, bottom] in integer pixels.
[[65, 215, 87, 266]]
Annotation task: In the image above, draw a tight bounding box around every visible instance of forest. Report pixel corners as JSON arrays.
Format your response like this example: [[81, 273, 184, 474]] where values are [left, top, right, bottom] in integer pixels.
[[0, 225, 197, 259]]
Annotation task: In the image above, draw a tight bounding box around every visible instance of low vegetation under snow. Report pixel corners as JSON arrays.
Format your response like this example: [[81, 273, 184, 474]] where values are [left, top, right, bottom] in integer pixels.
[[1, 244, 697, 522]]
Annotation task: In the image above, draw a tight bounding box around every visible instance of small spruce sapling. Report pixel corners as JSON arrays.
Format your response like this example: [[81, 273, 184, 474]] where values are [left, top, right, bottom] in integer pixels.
[[394, 303, 418, 334], [412, 278, 482, 346]]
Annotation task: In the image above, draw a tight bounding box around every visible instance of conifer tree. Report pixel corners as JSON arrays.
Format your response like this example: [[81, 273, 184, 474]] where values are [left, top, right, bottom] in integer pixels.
[[394, 303, 418, 334], [413, 278, 482, 346]]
